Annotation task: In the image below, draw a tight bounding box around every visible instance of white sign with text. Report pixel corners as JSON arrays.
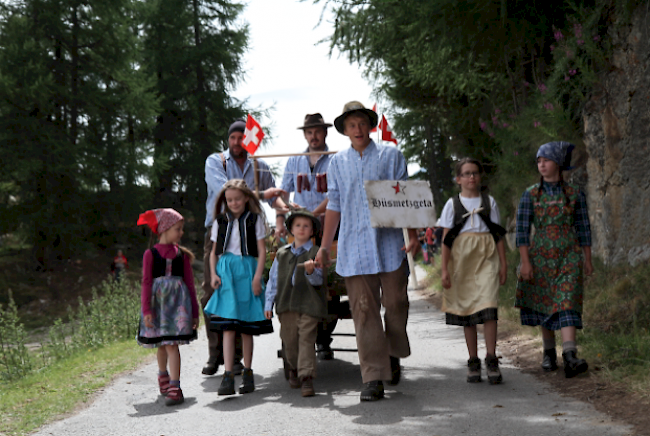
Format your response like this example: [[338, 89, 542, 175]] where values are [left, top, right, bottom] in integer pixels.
[[364, 180, 437, 228]]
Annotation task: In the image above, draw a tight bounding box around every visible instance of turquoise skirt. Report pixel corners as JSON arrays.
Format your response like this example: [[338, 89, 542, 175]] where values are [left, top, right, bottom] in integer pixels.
[[204, 253, 272, 335]]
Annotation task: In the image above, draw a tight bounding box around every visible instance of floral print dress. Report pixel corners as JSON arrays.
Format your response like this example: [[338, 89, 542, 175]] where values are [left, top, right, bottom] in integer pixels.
[[137, 247, 197, 347], [515, 182, 589, 320]]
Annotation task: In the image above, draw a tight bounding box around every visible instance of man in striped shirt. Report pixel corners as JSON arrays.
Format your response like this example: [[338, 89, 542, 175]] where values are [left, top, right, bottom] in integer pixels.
[[315, 102, 419, 402]]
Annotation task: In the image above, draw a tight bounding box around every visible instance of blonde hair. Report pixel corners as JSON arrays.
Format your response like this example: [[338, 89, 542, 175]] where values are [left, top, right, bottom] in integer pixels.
[[214, 179, 264, 217]]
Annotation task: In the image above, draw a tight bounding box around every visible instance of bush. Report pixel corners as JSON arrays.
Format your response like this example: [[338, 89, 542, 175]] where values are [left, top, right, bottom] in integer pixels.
[[0, 278, 140, 381]]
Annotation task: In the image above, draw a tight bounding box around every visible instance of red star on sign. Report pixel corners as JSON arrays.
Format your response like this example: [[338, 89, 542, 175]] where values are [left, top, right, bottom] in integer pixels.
[[392, 182, 401, 194], [242, 114, 264, 155]]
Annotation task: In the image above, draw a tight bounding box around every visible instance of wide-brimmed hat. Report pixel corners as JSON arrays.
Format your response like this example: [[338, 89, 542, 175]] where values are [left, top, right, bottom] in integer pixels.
[[285, 208, 321, 236], [297, 113, 332, 130], [333, 101, 378, 134]]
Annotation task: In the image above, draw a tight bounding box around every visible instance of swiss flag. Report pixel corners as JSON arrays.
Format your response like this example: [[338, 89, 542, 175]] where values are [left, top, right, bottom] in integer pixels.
[[242, 114, 265, 155], [370, 103, 378, 132], [379, 115, 398, 145]]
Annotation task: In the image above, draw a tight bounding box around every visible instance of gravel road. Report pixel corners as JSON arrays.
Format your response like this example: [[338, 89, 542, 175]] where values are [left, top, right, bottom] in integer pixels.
[[33, 265, 632, 436]]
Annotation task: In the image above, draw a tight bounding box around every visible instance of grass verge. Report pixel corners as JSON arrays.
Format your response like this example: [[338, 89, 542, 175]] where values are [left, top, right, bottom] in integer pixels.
[[0, 341, 151, 436]]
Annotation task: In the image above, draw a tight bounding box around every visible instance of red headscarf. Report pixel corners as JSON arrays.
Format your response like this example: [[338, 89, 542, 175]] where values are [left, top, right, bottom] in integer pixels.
[[137, 208, 184, 235]]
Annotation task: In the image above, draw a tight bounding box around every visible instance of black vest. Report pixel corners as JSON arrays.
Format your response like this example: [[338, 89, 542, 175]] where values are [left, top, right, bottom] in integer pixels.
[[443, 192, 507, 248], [214, 211, 259, 257], [150, 246, 185, 278]]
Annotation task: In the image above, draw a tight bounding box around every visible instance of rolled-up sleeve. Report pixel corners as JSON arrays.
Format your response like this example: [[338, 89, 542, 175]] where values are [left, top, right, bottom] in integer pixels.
[[326, 158, 341, 212], [205, 154, 229, 226], [280, 157, 295, 194]]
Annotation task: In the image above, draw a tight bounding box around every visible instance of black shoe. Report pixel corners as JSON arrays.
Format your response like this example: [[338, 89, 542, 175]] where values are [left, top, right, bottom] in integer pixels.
[[202, 361, 219, 376], [232, 360, 244, 375], [485, 354, 503, 385], [541, 348, 558, 372], [218, 371, 235, 396], [388, 356, 401, 385], [360, 380, 384, 402], [467, 357, 482, 383], [238, 368, 255, 394], [562, 350, 588, 378], [317, 344, 334, 361]]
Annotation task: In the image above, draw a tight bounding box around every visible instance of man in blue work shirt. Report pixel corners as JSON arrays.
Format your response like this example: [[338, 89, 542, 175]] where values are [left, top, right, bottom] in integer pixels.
[[201, 119, 287, 376], [315, 102, 419, 402]]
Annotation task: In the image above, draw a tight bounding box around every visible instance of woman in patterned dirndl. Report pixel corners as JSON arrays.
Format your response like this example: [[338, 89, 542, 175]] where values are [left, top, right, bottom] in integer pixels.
[[204, 179, 273, 396], [440, 158, 508, 385], [515, 141, 593, 378], [136, 208, 199, 406]]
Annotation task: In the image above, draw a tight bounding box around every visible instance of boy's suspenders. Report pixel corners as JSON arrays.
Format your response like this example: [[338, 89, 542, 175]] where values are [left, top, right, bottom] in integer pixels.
[[443, 192, 507, 248]]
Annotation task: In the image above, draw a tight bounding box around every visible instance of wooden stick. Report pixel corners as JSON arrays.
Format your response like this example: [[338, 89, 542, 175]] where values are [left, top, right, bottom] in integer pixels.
[[298, 259, 336, 268], [251, 151, 338, 159], [403, 228, 419, 288], [253, 158, 260, 199]]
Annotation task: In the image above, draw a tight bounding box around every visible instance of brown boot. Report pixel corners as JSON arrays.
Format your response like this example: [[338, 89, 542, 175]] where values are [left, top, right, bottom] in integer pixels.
[[301, 376, 315, 397], [289, 369, 301, 389]]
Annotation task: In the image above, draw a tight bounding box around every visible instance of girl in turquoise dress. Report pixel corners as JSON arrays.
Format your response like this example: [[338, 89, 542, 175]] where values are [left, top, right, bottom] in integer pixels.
[[204, 179, 272, 396], [515, 141, 593, 378]]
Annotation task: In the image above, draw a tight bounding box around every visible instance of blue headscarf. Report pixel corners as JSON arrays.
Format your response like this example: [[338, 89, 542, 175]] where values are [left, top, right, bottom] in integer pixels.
[[536, 141, 575, 171]]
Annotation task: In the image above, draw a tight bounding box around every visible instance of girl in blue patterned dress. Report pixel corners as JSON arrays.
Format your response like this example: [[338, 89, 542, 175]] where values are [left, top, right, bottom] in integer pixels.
[[136, 208, 199, 406], [204, 179, 273, 396]]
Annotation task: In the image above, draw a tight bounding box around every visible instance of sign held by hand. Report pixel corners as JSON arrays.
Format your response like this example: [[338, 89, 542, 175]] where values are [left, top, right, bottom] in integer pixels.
[[364, 180, 437, 228]]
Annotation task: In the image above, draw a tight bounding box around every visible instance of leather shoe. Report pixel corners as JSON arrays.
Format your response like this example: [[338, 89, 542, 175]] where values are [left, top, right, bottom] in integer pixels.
[[360, 380, 384, 402], [388, 356, 401, 385], [202, 361, 219, 376], [317, 344, 334, 360], [541, 348, 558, 372], [289, 370, 301, 389], [563, 350, 588, 378], [232, 360, 244, 376]]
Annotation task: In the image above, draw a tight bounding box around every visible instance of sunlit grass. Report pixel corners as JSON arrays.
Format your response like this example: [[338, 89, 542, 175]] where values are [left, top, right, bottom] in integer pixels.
[[0, 341, 151, 436]]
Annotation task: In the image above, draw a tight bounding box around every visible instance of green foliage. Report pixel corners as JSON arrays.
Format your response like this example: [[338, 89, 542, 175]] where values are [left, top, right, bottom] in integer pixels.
[[0, 291, 33, 380], [0, 278, 140, 382], [0, 0, 253, 265], [318, 0, 641, 220]]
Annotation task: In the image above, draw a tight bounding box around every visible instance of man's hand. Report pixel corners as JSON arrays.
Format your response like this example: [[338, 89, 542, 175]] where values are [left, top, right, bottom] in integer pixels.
[[263, 187, 287, 200], [314, 247, 330, 270], [264, 310, 273, 320], [402, 236, 420, 256]]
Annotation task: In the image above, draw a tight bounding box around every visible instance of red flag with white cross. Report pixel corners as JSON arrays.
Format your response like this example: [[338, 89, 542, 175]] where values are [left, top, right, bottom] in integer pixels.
[[242, 114, 265, 155], [380, 115, 398, 145]]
